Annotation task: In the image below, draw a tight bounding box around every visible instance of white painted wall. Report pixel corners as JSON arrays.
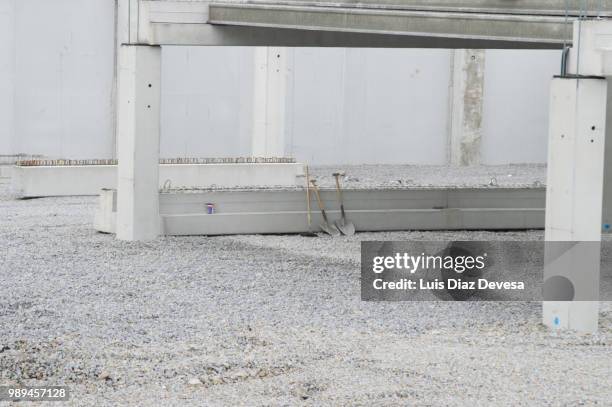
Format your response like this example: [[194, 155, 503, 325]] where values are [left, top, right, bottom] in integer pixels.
[[0, 0, 561, 165], [288, 48, 451, 165], [11, 0, 115, 158], [161, 47, 254, 158], [482, 50, 560, 164], [0, 0, 14, 155]]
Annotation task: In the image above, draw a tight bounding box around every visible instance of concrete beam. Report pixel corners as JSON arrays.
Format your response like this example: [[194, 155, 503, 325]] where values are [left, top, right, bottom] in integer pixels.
[[208, 3, 573, 46], [566, 20, 612, 77], [116, 45, 162, 241], [117, 0, 609, 48], [9, 163, 304, 198], [448, 49, 485, 166], [214, 1, 612, 17], [96, 187, 545, 235]]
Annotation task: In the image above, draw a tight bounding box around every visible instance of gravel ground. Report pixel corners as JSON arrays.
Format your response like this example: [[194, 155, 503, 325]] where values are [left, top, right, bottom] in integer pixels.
[[1, 173, 611, 406], [161, 164, 547, 192], [306, 164, 547, 189]]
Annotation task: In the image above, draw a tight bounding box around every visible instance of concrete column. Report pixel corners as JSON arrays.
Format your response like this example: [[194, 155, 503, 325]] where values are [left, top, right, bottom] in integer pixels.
[[543, 77, 607, 333], [543, 20, 612, 333], [116, 45, 161, 241], [602, 80, 612, 233], [252, 47, 291, 157], [448, 49, 485, 166]]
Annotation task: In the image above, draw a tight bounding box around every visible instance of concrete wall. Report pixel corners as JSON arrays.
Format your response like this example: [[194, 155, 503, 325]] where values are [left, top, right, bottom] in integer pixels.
[[288, 48, 451, 165], [482, 50, 560, 165], [161, 47, 255, 158], [0, 0, 560, 165], [0, 0, 14, 155], [10, 0, 115, 159]]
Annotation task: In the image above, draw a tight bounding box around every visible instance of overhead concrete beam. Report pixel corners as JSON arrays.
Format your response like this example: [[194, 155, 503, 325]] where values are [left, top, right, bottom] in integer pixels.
[[116, 0, 611, 48], [208, 3, 574, 46], [210, 1, 612, 17]]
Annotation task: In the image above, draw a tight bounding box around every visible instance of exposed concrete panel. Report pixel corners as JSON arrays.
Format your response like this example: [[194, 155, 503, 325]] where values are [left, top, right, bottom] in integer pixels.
[[289, 48, 450, 165], [481, 50, 560, 165], [252, 47, 292, 157], [448, 49, 485, 166], [12, 0, 115, 158], [2, 2, 568, 165], [0, 0, 15, 155], [10, 163, 304, 198], [160, 46, 255, 158], [95, 187, 545, 235]]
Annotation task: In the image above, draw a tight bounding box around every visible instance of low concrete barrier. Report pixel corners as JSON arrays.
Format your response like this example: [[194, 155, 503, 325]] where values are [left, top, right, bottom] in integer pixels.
[[95, 187, 545, 235], [11, 163, 304, 197]]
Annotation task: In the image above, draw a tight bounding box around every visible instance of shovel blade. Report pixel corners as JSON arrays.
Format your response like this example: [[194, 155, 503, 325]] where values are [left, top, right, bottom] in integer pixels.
[[335, 219, 356, 236], [320, 223, 341, 236]]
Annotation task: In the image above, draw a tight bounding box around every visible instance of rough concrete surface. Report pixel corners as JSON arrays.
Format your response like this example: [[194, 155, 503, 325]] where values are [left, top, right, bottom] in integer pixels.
[[305, 164, 546, 189], [1, 171, 610, 406]]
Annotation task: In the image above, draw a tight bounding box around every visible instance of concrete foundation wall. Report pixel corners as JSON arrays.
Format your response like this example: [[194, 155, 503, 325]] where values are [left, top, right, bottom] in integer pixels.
[[0, 0, 560, 165], [95, 187, 546, 235], [11, 163, 304, 198]]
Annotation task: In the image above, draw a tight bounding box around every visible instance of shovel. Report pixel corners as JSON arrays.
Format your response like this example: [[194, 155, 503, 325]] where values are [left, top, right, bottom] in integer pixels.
[[310, 180, 340, 236], [299, 166, 318, 237], [332, 172, 355, 236]]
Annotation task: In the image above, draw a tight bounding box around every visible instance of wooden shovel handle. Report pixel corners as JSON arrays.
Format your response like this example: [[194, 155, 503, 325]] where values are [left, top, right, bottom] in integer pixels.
[[333, 173, 344, 203], [305, 166, 312, 227], [310, 180, 325, 211]]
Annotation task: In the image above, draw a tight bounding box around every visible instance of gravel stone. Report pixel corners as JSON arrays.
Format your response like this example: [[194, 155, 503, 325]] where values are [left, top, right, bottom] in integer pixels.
[[0, 166, 610, 406], [188, 377, 202, 386], [305, 164, 547, 189]]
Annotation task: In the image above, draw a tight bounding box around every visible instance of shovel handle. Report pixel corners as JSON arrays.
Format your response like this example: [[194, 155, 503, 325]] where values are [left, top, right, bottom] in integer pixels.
[[333, 173, 348, 219], [310, 180, 324, 209], [305, 166, 312, 227], [310, 180, 329, 222], [333, 174, 344, 203]]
